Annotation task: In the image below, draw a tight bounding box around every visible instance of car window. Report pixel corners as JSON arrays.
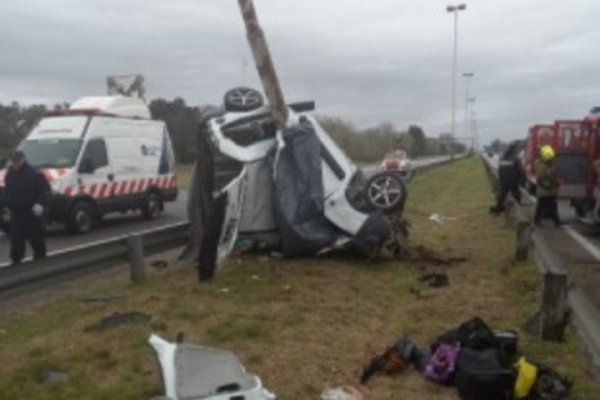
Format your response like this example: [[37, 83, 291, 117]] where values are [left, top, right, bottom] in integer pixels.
[[82, 138, 109, 169]]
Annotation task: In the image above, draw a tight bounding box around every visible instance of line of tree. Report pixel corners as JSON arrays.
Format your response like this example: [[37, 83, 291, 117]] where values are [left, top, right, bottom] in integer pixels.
[[319, 116, 466, 162], [0, 99, 465, 165]]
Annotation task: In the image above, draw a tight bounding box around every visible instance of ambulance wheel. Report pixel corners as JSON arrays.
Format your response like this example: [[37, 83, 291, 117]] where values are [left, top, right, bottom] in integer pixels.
[[142, 193, 162, 220], [68, 202, 93, 234], [366, 172, 407, 214]]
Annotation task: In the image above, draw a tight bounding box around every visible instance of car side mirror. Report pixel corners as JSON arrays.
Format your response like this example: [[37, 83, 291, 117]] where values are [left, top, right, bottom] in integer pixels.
[[79, 157, 95, 174]]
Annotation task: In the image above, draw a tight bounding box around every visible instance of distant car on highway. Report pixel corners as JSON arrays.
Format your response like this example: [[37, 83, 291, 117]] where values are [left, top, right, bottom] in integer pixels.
[[377, 150, 413, 179], [0, 94, 178, 234]]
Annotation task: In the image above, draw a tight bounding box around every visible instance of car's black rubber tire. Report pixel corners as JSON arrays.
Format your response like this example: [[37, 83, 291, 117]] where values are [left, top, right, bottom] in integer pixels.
[[223, 87, 264, 112], [67, 202, 94, 234], [365, 172, 407, 214], [142, 193, 162, 220]]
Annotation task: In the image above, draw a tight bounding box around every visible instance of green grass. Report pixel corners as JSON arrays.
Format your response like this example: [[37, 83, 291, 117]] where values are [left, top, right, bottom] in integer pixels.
[[0, 157, 598, 399]]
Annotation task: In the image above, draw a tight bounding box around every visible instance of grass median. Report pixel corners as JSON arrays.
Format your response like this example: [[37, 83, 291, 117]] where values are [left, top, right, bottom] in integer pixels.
[[0, 156, 598, 399]]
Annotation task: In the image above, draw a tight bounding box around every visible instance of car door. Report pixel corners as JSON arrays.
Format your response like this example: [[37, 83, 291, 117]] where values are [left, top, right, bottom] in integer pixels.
[[77, 137, 113, 208]]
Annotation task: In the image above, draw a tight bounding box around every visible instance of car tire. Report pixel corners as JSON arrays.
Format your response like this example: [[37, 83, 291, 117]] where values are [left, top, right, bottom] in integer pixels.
[[365, 172, 407, 214], [223, 87, 264, 112], [142, 193, 162, 220], [67, 202, 94, 234]]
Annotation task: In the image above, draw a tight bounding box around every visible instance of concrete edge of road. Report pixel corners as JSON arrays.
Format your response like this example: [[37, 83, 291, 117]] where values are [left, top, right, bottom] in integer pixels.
[[481, 155, 600, 374], [0, 156, 464, 301]]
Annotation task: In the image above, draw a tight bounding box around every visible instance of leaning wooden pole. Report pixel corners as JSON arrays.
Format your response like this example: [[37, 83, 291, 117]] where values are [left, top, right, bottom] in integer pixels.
[[237, 0, 289, 127]]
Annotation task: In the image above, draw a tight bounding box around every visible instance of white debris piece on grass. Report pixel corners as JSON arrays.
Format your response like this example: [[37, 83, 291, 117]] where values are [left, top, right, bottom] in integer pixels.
[[321, 386, 364, 400], [428, 212, 458, 224]]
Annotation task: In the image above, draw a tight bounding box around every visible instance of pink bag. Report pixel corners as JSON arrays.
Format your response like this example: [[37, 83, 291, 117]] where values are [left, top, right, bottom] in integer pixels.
[[424, 344, 460, 384]]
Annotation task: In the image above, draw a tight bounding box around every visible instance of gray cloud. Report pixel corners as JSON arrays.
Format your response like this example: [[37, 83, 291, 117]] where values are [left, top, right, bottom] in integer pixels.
[[1, 0, 598, 146]]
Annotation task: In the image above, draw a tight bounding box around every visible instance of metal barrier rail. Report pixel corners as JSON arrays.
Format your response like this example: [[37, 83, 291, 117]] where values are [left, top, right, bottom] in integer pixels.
[[0, 222, 189, 299], [0, 155, 463, 300], [481, 155, 600, 373]]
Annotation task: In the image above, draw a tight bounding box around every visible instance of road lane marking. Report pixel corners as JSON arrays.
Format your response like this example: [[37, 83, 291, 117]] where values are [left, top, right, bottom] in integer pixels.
[[563, 225, 600, 262]]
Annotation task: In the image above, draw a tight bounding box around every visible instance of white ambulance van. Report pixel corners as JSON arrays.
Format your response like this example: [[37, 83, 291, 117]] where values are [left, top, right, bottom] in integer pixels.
[[0, 96, 178, 233]]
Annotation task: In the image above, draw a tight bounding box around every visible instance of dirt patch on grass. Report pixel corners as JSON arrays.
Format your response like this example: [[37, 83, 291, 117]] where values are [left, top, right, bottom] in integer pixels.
[[0, 158, 598, 399]]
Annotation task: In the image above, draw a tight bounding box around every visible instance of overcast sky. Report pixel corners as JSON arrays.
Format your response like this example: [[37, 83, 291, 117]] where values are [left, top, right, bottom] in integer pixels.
[[1, 0, 598, 145]]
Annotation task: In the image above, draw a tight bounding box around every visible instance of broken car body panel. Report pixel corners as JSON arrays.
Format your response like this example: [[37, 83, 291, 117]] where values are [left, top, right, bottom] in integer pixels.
[[149, 334, 276, 400]]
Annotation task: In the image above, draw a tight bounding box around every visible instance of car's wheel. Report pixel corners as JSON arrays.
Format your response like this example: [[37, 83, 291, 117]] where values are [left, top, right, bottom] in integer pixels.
[[223, 87, 264, 112], [67, 202, 93, 234], [142, 193, 162, 220], [366, 172, 407, 213]]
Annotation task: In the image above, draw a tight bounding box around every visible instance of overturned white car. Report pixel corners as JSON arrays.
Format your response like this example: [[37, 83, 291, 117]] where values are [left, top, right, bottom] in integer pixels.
[[184, 88, 408, 280]]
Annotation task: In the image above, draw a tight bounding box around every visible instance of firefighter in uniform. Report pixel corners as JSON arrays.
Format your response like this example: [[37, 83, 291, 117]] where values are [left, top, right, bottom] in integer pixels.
[[534, 145, 560, 226], [4, 151, 50, 264]]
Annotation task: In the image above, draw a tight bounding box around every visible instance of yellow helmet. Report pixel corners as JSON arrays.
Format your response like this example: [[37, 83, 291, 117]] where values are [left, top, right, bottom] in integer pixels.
[[539, 145, 555, 161]]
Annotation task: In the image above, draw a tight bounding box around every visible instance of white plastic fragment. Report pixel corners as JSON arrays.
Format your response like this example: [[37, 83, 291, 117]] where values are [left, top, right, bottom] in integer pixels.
[[321, 386, 365, 400]]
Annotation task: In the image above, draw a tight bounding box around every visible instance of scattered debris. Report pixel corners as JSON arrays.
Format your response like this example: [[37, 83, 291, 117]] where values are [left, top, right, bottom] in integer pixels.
[[429, 212, 457, 224], [282, 284, 292, 291], [149, 333, 276, 400], [419, 272, 449, 288], [321, 386, 365, 400], [79, 293, 124, 303], [219, 288, 231, 294], [150, 260, 169, 269], [35, 368, 68, 384], [251, 275, 261, 281], [361, 317, 572, 400], [84, 311, 151, 332], [361, 337, 414, 384]]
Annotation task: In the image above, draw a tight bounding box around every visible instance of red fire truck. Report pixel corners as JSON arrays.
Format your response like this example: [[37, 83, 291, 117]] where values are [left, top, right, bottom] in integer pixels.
[[524, 109, 600, 222]]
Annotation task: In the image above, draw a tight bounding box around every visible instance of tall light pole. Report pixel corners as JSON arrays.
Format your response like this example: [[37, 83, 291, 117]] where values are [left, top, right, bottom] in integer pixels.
[[462, 72, 474, 147], [468, 96, 476, 150], [446, 4, 467, 157]]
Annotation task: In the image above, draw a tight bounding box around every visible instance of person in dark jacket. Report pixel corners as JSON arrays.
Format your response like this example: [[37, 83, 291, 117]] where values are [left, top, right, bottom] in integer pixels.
[[489, 141, 525, 215], [4, 151, 50, 264]]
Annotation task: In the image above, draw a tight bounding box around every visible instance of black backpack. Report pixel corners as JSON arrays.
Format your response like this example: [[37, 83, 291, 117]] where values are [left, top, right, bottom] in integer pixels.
[[454, 348, 516, 400], [434, 317, 499, 351]]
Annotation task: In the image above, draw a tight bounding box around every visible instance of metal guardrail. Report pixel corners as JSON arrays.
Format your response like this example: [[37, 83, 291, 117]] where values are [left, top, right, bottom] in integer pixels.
[[0, 222, 189, 299], [481, 155, 600, 373], [0, 155, 462, 300]]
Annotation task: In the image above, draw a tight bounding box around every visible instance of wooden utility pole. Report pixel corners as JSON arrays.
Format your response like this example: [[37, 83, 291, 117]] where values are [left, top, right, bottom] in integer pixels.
[[237, 0, 288, 127]]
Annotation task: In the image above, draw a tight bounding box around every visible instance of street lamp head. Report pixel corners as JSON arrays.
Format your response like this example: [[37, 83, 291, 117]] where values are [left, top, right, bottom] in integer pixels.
[[447, 4, 467, 12]]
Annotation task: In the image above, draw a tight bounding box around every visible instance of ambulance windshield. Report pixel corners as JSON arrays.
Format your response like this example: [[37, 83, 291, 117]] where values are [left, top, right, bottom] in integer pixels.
[[19, 138, 83, 168]]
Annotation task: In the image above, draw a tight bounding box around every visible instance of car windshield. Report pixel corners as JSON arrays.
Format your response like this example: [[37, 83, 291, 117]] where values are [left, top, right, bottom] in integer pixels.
[[19, 139, 83, 168]]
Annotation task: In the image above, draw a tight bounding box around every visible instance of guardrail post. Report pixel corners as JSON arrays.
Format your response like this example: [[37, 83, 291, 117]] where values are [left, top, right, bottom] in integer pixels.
[[127, 234, 146, 284], [540, 272, 569, 341], [515, 220, 532, 261], [533, 233, 569, 341]]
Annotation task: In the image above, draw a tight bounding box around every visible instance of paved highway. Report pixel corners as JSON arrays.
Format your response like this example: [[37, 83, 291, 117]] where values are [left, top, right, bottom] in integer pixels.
[[0, 191, 188, 266]]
